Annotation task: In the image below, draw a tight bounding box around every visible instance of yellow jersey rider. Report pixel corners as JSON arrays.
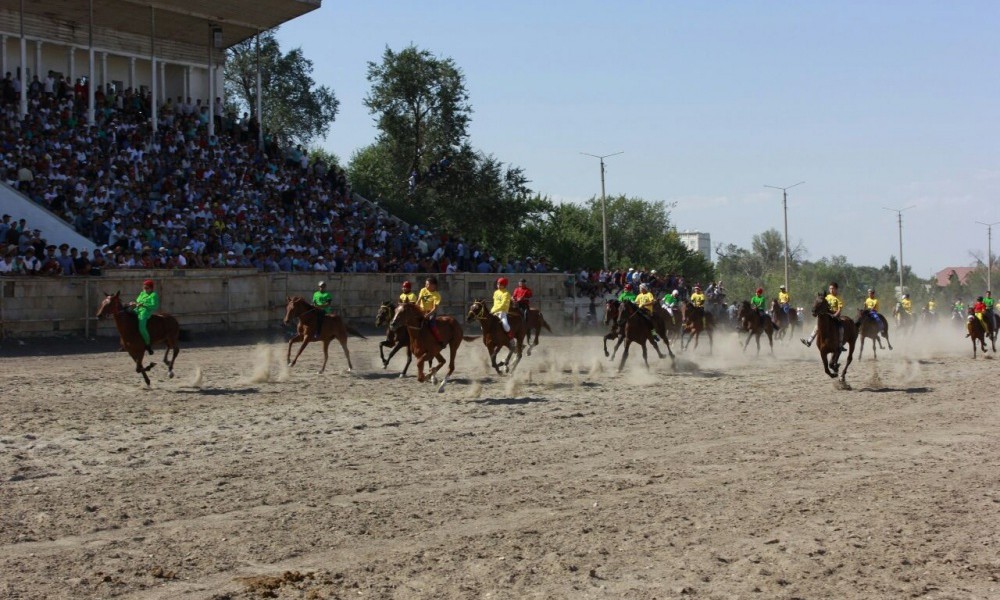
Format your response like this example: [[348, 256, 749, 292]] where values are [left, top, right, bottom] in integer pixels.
[[689, 284, 707, 328], [855, 288, 886, 332], [900, 293, 913, 315], [635, 284, 656, 314], [491, 277, 517, 348], [802, 281, 846, 350], [777, 285, 791, 314], [417, 276, 443, 342], [399, 280, 417, 304]]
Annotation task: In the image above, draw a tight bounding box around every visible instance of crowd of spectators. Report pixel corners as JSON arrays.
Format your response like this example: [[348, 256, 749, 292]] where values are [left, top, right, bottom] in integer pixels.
[[0, 73, 557, 276]]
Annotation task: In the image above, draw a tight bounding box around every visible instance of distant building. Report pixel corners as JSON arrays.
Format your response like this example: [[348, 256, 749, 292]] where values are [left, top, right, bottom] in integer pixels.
[[678, 231, 711, 262], [933, 267, 975, 287]]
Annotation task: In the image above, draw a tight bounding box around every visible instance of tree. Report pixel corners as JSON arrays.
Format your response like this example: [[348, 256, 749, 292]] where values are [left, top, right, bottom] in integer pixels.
[[225, 29, 339, 147]]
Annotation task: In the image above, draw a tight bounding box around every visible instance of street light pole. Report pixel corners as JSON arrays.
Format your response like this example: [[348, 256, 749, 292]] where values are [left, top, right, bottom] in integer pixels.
[[581, 151, 623, 271], [763, 181, 804, 291], [882, 205, 915, 296], [975, 220, 1000, 291]]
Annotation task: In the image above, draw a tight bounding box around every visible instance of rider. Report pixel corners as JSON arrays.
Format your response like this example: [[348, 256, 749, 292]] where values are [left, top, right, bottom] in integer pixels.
[[777, 285, 792, 315], [661, 289, 680, 324], [954, 297, 966, 319], [417, 276, 443, 342], [972, 296, 992, 335], [618, 283, 637, 303], [750, 287, 778, 330], [512, 278, 532, 320], [802, 281, 846, 350], [635, 283, 660, 339], [492, 277, 516, 348], [131, 278, 159, 355], [399, 280, 417, 304], [690, 284, 707, 328], [312, 280, 333, 339], [856, 288, 886, 332], [900, 293, 913, 316], [985, 291, 996, 330], [926, 298, 936, 315]]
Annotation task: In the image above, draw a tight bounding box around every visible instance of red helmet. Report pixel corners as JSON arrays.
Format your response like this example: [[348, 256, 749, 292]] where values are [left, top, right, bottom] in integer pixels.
[[143, 279, 155, 288], [756, 288, 763, 294], [624, 284, 633, 291], [497, 277, 509, 287], [401, 281, 412, 290]]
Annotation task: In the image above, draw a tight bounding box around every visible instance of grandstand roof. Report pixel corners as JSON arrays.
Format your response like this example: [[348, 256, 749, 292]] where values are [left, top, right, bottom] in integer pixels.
[[7, 0, 320, 48]]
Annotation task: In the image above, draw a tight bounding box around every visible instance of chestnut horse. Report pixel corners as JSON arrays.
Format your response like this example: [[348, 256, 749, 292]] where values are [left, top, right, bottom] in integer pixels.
[[389, 302, 474, 392], [810, 296, 858, 385], [855, 308, 893, 360], [965, 308, 996, 358], [737, 300, 775, 355], [612, 300, 674, 372], [376, 301, 412, 377], [603, 299, 624, 358], [467, 299, 526, 375], [681, 302, 714, 354], [96, 291, 180, 386], [770, 299, 799, 341], [283, 296, 366, 374]]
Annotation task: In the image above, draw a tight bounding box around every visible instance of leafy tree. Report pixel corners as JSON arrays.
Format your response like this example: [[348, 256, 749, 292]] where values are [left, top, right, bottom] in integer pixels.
[[224, 29, 339, 147]]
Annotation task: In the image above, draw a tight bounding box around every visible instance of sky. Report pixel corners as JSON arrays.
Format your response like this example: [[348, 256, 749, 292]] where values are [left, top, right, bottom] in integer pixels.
[[275, 1, 1000, 278]]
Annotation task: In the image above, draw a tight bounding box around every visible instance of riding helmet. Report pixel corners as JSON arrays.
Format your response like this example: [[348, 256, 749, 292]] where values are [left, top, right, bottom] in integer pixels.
[[497, 277, 509, 287], [401, 281, 412, 290], [143, 279, 155, 288], [756, 288, 763, 294]]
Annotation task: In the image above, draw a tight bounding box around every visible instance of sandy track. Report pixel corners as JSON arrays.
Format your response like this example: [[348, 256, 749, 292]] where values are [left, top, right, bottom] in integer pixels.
[[2, 323, 1000, 599]]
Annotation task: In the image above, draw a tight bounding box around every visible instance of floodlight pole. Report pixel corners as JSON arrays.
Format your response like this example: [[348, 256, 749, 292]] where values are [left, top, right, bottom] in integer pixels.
[[976, 220, 1000, 292], [581, 151, 623, 271], [764, 181, 804, 291], [883, 205, 915, 296]]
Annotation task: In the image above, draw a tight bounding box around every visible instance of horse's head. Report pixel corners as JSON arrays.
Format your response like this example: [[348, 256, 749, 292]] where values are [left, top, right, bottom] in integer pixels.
[[467, 299, 487, 323], [96, 291, 122, 319], [603, 299, 620, 325], [389, 302, 419, 330], [283, 296, 306, 326], [811, 296, 830, 317], [376, 301, 395, 327]]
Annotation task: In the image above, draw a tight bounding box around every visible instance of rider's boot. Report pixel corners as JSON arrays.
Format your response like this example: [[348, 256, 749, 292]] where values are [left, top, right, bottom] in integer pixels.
[[146, 344, 153, 355]]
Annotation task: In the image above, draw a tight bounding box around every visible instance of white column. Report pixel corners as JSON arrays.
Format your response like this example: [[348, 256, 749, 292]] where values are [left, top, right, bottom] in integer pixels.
[[35, 40, 41, 80], [19, 2, 27, 119], [159, 61, 166, 103], [207, 29, 214, 138], [150, 6, 157, 131], [256, 29, 263, 145], [128, 56, 135, 90], [183, 65, 190, 101], [100, 51, 107, 90], [86, 0, 94, 125], [68, 47, 75, 83]]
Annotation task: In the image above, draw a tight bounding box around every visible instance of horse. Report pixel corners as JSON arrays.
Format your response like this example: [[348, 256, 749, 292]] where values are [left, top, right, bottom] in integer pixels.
[[736, 300, 775, 355], [96, 291, 180, 386], [612, 300, 674, 373], [467, 299, 526, 375], [965, 308, 996, 358], [602, 299, 623, 358], [513, 303, 552, 356], [375, 301, 412, 377], [389, 302, 474, 391], [681, 302, 714, 354], [893, 303, 915, 335], [810, 296, 858, 385], [283, 296, 366, 374], [855, 308, 893, 360], [770, 299, 799, 341]]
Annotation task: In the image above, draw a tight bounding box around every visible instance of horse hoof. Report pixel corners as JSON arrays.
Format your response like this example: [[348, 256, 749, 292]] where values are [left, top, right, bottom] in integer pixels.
[[168, 371, 175, 379]]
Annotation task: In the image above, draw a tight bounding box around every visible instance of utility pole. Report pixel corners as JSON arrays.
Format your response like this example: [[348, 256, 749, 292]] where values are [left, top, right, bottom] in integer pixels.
[[763, 181, 804, 291], [882, 205, 915, 297], [581, 151, 623, 271], [975, 220, 1000, 292]]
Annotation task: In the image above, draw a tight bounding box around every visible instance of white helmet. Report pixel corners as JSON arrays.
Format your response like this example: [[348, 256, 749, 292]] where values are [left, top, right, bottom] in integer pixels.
[[672, 289, 679, 296], [318, 281, 326, 287], [639, 283, 648, 291]]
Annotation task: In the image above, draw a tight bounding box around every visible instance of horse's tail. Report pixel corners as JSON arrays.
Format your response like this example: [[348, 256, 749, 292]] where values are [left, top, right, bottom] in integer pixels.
[[346, 324, 367, 339], [540, 314, 552, 332]]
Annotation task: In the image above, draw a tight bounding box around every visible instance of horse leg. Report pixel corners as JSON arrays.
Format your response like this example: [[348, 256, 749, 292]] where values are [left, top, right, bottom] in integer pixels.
[[290, 336, 310, 368], [379, 340, 392, 368], [641, 341, 650, 370], [766, 329, 774, 355], [287, 331, 305, 367], [840, 344, 856, 384], [618, 339, 632, 373], [649, 337, 666, 359], [610, 334, 625, 361], [858, 336, 865, 360], [165, 343, 179, 378], [400, 345, 413, 377], [336, 334, 353, 373], [489, 344, 504, 375]]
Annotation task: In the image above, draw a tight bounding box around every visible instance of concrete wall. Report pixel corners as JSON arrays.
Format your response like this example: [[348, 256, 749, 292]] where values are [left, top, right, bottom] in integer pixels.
[[0, 271, 599, 339]]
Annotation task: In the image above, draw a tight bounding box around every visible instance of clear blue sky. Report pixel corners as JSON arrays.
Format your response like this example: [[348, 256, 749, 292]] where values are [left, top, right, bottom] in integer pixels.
[[276, 1, 1000, 278]]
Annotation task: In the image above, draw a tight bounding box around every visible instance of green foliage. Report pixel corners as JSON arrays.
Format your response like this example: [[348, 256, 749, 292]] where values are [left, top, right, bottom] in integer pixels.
[[224, 29, 339, 147], [307, 147, 340, 171]]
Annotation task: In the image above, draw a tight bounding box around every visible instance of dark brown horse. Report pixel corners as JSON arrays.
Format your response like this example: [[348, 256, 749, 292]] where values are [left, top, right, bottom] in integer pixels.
[[389, 302, 474, 391], [467, 299, 526, 375], [603, 299, 623, 358], [966, 308, 996, 358], [96, 291, 180, 386], [737, 300, 775, 355], [855, 308, 893, 360], [376, 301, 412, 377], [283, 296, 366, 374], [612, 301, 674, 372], [893, 302, 916, 335], [770, 299, 799, 341], [810, 296, 858, 385], [513, 305, 552, 356], [681, 302, 714, 354]]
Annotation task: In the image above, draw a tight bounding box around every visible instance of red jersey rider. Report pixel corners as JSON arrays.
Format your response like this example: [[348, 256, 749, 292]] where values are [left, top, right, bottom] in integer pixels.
[[512, 278, 532, 318]]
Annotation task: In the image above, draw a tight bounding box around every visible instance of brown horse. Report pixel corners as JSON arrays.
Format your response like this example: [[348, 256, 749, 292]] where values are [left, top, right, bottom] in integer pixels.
[[96, 291, 180, 386], [603, 299, 624, 358], [770, 299, 799, 341], [613, 301, 674, 372], [810, 296, 858, 384], [893, 303, 916, 335], [283, 296, 366, 374], [467, 299, 526, 375], [965, 309, 996, 358], [376, 301, 412, 377], [855, 308, 893, 360], [512, 304, 552, 356], [389, 302, 474, 391], [681, 302, 714, 354], [737, 301, 775, 355]]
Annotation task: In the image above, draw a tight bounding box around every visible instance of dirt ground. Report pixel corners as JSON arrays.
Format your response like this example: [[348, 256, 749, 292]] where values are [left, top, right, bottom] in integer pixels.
[[2, 319, 1000, 600]]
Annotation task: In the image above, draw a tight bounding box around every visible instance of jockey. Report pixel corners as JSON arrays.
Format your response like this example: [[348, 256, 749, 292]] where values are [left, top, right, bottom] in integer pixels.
[[417, 276, 443, 342], [661, 289, 680, 323], [512, 278, 532, 318], [635, 283, 656, 314], [750, 287, 778, 330], [953, 297, 965, 319], [972, 296, 991, 335], [492, 277, 516, 347], [985, 291, 997, 330], [131, 279, 159, 355], [399, 280, 417, 304], [312, 281, 333, 339], [856, 288, 885, 332], [926, 298, 936, 314], [900, 293, 913, 315], [802, 282, 845, 350], [777, 285, 791, 314], [618, 283, 637, 303], [689, 285, 706, 308]]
